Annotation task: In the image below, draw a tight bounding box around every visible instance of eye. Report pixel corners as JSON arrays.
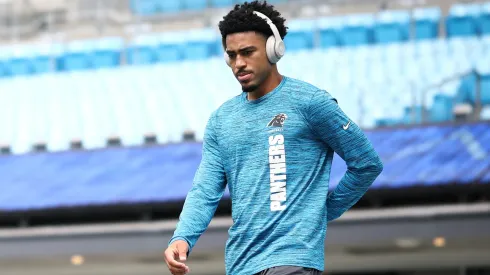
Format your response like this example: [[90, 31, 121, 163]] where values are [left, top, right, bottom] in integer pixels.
[[242, 50, 253, 56]]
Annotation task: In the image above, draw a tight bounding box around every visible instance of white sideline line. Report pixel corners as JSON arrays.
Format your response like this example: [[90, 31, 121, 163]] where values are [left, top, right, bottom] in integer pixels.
[[0, 203, 489, 239]]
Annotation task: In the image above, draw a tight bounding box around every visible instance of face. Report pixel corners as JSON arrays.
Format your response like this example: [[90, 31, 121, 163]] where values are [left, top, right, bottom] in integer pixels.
[[225, 31, 272, 93]]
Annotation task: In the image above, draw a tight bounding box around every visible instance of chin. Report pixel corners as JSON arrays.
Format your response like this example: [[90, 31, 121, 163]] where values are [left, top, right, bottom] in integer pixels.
[[241, 81, 259, 93], [242, 85, 258, 93]]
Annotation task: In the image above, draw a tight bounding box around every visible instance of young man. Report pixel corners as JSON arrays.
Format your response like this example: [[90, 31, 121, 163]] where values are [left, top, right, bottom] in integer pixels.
[[164, 1, 383, 274]]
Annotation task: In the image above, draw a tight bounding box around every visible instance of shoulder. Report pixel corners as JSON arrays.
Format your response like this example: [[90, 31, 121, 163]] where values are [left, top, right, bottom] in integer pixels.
[[281, 76, 338, 111], [206, 94, 242, 128]]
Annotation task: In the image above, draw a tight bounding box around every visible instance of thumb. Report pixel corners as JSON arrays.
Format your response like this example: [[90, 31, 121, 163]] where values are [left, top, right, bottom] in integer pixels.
[[177, 242, 188, 262]]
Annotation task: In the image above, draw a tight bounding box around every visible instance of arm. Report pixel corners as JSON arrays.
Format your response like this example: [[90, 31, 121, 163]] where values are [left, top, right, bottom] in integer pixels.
[[306, 90, 383, 221], [168, 112, 227, 254]]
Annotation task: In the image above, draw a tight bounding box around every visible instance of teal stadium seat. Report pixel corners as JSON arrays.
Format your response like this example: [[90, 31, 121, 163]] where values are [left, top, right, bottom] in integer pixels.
[[157, 0, 181, 13], [374, 10, 411, 44], [317, 16, 342, 49], [446, 3, 482, 37], [481, 2, 490, 35], [126, 34, 159, 65], [283, 18, 316, 51], [339, 13, 374, 46], [131, 0, 159, 15], [92, 37, 124, 69], [183, 0, 207, 11], [413, 6, 441, 40], [59, 40, 97, 71], [211, 0, 233, 8]]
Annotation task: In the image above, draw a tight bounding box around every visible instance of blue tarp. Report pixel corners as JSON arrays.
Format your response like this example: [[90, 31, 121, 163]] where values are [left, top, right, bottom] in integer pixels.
[[0, 122, 489, 212]]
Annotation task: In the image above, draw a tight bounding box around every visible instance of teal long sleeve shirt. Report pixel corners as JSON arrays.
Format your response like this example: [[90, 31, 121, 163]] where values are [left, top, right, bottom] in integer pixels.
[[169, 76, 383, 275]]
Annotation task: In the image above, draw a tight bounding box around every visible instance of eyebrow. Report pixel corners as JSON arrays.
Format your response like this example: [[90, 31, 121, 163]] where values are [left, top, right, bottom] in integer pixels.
[[226, 46, 257, 55]]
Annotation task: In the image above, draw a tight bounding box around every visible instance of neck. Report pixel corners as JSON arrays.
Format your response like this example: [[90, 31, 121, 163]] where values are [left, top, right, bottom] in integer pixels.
[[247, 68, 283, 101]]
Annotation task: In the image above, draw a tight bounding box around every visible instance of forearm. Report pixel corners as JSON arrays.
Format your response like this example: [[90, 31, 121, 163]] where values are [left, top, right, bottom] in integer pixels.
[[168, 111, 226, 254], [169, 182, 225, 252], [305, 89, 383, 222], [327, 156, 383, 221]]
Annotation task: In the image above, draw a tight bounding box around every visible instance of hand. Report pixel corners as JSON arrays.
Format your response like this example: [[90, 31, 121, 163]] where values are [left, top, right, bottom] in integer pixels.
[[164, 240, 190, 275]]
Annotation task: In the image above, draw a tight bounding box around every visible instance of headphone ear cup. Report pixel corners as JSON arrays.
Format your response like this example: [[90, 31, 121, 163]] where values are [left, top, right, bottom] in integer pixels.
[[224, 51, 231, 67], [266, 35, 279, 64]]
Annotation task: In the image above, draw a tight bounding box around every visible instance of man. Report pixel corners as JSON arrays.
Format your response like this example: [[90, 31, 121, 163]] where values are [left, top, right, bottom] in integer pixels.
[[164, 1, 383, 274]]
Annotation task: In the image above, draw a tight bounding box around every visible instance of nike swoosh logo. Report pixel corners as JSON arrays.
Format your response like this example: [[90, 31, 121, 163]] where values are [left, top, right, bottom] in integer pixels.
[[343, 121, 351, 130]]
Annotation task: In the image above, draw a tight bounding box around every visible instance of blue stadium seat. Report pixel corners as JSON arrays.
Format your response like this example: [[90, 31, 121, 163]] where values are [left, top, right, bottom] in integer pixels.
[[182, 0, 207, 11], [130, 0, 159, 15], [211, 0, 233, 8], [430, 94, 454, 122], [456, 59, 490, 106], [58, 40, 96, 71], [0, 44, 53, 77], [454, 72, 477, 105], [156, 32, 184, 62], [181, 28, 219, 60], [92, 37, 124, 69], [283, 19, 315, 51], [446, 3, 482, 37], [402, 105, 427, 124], [374, 10, 411, 44], [31, 44, 54, 74], [481, 2, 490, 35], [477, 57, 490, 106], [0, 47, 9, 78], [413, 6, 441, 40], [339, 14, 374, 46], [156, 0, 181, 13], [317, 16, 342, 48], [4, 46, 32, 77], [126, 34, 159, 65]]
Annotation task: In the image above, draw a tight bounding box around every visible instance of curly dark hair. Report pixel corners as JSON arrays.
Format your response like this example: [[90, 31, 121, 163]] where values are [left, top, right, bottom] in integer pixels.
[[218, 0, 288, 49]]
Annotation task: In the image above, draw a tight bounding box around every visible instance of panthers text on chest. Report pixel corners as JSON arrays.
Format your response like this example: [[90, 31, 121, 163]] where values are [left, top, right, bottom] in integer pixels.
[[268, 134, 287, 211]]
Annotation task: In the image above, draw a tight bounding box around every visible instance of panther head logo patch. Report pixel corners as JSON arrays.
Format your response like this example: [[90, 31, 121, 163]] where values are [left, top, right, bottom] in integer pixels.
[[267, 113, 288, 127]]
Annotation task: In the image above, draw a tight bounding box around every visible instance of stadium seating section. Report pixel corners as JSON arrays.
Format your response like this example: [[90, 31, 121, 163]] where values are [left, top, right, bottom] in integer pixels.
[[0, 122, 488, 212], [0, 1, 490, 154]]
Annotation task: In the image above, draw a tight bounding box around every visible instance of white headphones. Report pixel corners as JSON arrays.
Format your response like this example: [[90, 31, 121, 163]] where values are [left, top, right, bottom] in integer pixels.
[[224, 10, 286, 67]]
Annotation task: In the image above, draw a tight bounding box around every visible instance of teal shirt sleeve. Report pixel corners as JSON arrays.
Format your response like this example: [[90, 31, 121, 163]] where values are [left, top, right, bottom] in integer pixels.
[[306, 90, 383, 221], [168, 112, 227, 253]]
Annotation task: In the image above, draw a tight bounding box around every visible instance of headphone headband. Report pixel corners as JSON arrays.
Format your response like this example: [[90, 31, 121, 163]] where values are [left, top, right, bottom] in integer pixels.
[[253, 11, 283, 44]]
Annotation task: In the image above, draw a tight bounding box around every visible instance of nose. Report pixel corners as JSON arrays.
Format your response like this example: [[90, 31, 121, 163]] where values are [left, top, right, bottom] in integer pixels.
[[234, 55, 246, 70]]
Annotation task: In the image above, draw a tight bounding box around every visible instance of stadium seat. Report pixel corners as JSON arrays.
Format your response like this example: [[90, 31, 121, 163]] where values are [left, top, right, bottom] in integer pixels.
[[211, 0, 233, 8], [446, 3, 482, 37], [317, 16, 342, 48], [477, 57, 490, 106], [374, 10, 411, 44], [59, 40, 96, 71], [430, 94, 454, 122], [402, 105, 427, 124], [283, 18, 316, 51], [1, 44, 53, 77], [481, 2, 490, 35], [92, 37, 124, 69], [155, 31, 184, 62], [130, 0, 159, 16], [182, 0, 207, 11], [4, 46, 32, 77], [156, 0, 181, 13], [181, 28, 219, 60], [413, 6, 441, 40], [126, 34, 159, 65], [339, 13, 374, 46]]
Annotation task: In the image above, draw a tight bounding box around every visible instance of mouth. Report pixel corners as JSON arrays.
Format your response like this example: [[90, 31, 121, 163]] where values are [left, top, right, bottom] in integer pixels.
[[236, 72, 252, 82]]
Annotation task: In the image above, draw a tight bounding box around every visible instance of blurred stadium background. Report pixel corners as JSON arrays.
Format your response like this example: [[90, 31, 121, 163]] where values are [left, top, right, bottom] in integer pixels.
[[0, 0, 490, 274]]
